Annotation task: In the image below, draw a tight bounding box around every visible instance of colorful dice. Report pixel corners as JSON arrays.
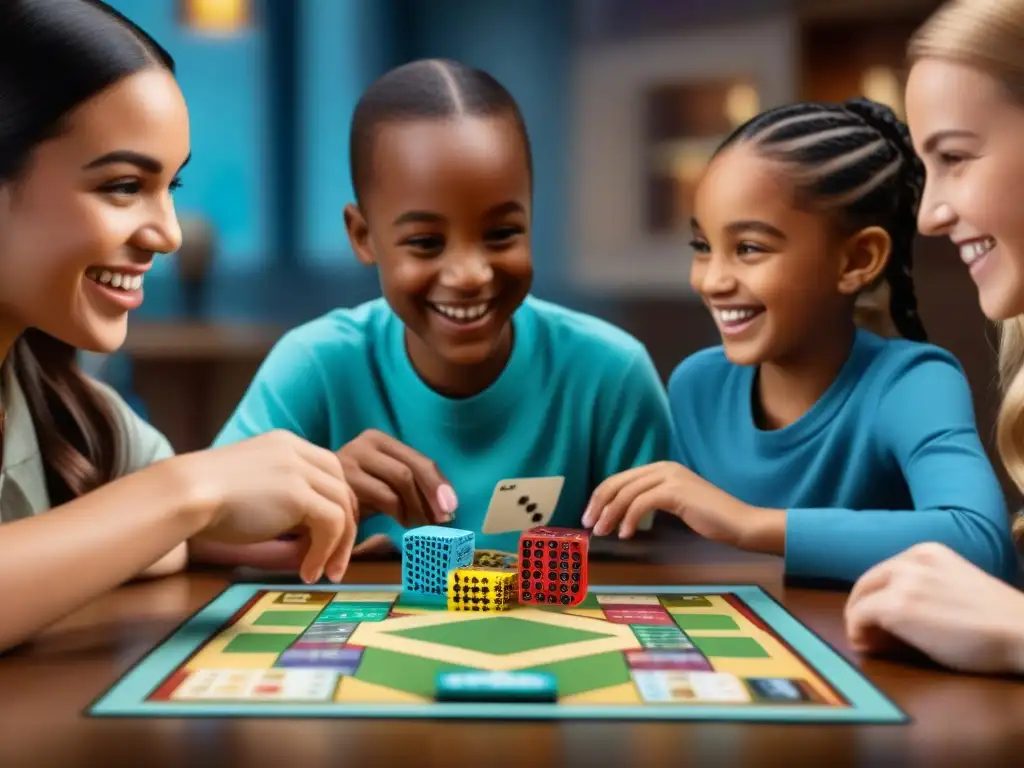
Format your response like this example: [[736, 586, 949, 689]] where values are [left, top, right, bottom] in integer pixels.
[[448, 566, 517, 611], [402, 526, 475, 601], [517, 527, 589, 606]]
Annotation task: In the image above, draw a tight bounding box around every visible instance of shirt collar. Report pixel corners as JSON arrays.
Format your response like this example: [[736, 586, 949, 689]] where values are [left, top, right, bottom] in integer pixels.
[[1, 360, 49, 519]]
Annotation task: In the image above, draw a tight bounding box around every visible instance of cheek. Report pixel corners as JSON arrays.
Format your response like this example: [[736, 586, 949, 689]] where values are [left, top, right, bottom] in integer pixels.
[[379, 254, 435, 300]]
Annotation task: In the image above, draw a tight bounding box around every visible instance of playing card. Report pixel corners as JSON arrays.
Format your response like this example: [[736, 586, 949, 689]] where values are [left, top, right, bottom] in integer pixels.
[[481, 477, 565, 534]]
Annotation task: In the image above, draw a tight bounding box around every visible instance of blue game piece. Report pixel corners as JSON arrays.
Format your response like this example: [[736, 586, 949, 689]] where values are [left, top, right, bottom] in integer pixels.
[[435, 670, 557, 702], [402, 526, 475, 600]]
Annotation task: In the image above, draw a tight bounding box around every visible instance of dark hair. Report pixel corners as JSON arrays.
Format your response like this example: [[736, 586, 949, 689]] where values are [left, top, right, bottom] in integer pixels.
[[349, 58, 532, 207], [715, 97, 927, 342], [0, 0, 174, 505]]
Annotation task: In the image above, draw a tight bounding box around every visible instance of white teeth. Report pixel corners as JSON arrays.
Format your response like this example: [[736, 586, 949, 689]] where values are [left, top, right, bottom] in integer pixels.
[[960, 237, 995, 266], [714, 307, 761, 324], [432, 302, 490, 322], [87, 268, 143, 291]]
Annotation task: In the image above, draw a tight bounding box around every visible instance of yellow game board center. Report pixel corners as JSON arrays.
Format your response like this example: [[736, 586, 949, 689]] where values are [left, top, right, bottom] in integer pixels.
[[447, 566, 517, 611]]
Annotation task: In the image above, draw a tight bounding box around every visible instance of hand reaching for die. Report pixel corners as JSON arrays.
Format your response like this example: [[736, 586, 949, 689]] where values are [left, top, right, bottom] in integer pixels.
[[583, 461, 785, 554], [337, 429, 458, 527], [844, 542, 1024, 674]]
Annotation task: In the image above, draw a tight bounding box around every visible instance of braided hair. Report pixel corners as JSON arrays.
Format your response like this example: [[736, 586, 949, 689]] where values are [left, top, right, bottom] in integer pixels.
[[714, 97, 927, 342]]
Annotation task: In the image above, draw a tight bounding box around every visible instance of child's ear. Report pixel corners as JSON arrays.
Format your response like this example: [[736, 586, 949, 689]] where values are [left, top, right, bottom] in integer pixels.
[[344, 203, 376, 266], [837, 226, 891, 295]]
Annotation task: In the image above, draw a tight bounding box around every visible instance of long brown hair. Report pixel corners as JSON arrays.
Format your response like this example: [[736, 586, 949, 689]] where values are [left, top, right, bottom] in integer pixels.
[[0, 1, 176, 505]]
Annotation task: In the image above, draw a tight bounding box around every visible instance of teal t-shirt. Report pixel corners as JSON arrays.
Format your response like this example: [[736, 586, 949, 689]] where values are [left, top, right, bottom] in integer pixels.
[[214, 296, 674, 551], [668, 329, 1016, 583]]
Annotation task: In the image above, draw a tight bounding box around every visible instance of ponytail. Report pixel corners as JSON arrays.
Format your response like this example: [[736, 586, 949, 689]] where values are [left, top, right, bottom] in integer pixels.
[[11, 330, 123, 506]]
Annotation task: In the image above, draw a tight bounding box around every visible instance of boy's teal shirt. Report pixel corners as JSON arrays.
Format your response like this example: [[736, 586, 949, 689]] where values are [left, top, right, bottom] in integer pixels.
[[668, 329, 1017, 583], [214, 296, 674, 552]]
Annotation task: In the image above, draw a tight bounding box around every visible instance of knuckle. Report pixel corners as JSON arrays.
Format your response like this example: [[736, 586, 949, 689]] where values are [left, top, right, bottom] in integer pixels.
[[394, 464, 415, 488], [909, 542, 948, 563]]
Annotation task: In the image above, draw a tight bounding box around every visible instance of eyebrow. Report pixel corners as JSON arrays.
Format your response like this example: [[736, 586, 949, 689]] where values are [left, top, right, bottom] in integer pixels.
[[82, 150, 192, 174], [690, 217, 786, 239], [392, 200, 526, 226], [922, 130, 978, 153]]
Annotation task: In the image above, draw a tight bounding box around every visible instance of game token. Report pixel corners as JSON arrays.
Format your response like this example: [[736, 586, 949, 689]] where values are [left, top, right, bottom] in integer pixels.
[[435, 671, 557, 703]]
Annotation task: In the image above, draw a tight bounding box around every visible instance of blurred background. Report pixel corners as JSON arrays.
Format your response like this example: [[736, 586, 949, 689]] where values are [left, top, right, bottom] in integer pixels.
[[99, 0, 1004, 493]]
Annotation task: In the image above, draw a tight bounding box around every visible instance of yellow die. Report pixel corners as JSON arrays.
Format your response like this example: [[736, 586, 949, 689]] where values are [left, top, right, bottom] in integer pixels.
[[447, 566, 518, 611]]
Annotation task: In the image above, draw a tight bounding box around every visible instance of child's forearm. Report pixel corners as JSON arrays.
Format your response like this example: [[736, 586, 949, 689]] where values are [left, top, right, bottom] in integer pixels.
[[136, 542, 189, 579]]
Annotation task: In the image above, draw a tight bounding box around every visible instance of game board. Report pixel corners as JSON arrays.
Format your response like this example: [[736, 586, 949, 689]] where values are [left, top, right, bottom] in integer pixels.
[[90, 580, 905, 723]]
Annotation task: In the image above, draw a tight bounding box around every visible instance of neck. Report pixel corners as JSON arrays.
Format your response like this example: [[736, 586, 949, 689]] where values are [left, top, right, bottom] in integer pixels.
[[754, 320, 856, 430], [404, 323, 514, 398]]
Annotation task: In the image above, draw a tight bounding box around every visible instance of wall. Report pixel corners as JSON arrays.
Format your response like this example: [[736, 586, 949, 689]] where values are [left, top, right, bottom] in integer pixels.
[[104, 0, 268, 272]]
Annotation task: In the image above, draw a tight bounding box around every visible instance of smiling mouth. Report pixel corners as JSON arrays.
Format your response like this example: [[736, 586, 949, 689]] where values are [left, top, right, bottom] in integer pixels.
[[959, 237, 995, 268], [712, 305, 765, 328], [428, 300, 494, 325], [85, 267, 144, 292]]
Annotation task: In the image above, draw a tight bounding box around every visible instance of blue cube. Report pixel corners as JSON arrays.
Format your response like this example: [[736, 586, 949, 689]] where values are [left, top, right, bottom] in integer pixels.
[[402, 526, 475, 599]]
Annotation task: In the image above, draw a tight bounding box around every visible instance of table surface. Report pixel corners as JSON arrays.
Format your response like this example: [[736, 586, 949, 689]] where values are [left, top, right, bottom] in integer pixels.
[[2, 535, 1022, 767]]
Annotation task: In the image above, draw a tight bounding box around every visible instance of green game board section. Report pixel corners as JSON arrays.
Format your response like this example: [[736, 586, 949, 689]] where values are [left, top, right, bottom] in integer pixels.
[[392, 594, 447, 612], [692, 635, 769, 658], [354, 647, 631, 699], [252, 610, 319, 627], [672, 613, 739, 631], [386, 616, 610, 655], [660, 595, 713, 608], [523, 651, 631, 697], [356, 648, 478, 697], [223, 633, 298, 653], [317, 603, 390, 622]]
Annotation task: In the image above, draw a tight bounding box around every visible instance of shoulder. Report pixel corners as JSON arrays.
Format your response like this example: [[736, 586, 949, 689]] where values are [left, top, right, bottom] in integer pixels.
[[667, 345, 733, 397], [262, 298, 395, 375], [523, 296, 651, 369], [86, 376, 174, 473], [858, 332, 968, 393]]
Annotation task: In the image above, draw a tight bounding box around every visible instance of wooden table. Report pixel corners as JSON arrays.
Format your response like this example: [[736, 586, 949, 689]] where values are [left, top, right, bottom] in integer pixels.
[[1, 537, 1022, 767]]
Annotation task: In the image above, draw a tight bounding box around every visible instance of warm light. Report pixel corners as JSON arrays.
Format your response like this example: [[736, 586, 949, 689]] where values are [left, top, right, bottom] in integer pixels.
[[861, 67, 904, 118], [724, 83, 760, 127], [181, 0, 249, 35], [672, 148, 708, 183]]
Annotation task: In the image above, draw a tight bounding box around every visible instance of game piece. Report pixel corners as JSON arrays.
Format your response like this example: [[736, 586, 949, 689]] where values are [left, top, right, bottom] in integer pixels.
[[92, 585, 907, 724], [435, 671, 557, 703], [447, 565, 517, 611], [482, 476, 565, 533], [402, 525, 474, 602], [517, 526, 589, 606]]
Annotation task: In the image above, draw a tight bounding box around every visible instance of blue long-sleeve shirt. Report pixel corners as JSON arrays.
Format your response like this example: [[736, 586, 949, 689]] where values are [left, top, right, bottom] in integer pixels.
[[668, 329, 1016, 583]]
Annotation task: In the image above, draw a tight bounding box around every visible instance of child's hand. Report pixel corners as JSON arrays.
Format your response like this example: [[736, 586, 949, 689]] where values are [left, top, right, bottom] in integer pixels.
[[337, 430, 457, 527], [845, 543, 1024, 674], [583, 461, 757, 543]]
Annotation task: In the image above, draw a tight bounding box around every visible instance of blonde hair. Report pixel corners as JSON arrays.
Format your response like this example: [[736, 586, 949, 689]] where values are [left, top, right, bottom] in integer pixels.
[[910, 0, 1024, 542]]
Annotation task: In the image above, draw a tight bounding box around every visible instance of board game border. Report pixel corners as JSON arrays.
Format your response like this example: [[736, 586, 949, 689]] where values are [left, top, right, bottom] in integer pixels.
[[87, 583, 908, 724]]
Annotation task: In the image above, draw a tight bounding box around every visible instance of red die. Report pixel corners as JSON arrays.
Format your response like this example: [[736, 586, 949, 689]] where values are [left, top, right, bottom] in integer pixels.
[[517, 527, 589, 606]]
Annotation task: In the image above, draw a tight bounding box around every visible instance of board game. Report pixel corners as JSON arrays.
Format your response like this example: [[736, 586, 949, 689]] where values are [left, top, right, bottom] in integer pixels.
[[90, 566, 904, 721]]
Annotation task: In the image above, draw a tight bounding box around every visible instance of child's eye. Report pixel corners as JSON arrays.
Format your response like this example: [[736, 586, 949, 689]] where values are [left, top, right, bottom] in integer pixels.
[[737, 242, 767, 256], [485, 225, 524, 244], [405, 234, 445, 254], [688, 239, 710, 254], [938, 152, 968, 167], [169, 176, 184, 191]]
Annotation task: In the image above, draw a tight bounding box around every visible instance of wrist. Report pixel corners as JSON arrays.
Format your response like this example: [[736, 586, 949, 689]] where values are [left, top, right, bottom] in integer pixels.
[[151, 454, 221, 534], [735, 504, 786, 555]]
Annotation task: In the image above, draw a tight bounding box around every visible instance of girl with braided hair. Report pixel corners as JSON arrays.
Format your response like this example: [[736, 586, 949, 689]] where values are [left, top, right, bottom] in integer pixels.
[[585, 97, 1016, 587]]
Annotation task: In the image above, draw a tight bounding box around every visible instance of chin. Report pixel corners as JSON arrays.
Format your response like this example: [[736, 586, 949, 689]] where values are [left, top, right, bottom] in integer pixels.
[[70, 320, 129, 355], [720, 342, 766, 367]]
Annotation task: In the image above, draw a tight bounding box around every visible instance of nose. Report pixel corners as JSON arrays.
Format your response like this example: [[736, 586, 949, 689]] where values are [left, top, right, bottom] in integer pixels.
[[440, 250, 493, 292], [134, 195, 183, 255], [693, 254, 736, 296], [917, 182, 956, 237]]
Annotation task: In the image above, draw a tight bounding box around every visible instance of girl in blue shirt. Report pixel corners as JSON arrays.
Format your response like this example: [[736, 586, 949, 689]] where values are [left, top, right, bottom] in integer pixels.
[[585, 97, 1015, 585]]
